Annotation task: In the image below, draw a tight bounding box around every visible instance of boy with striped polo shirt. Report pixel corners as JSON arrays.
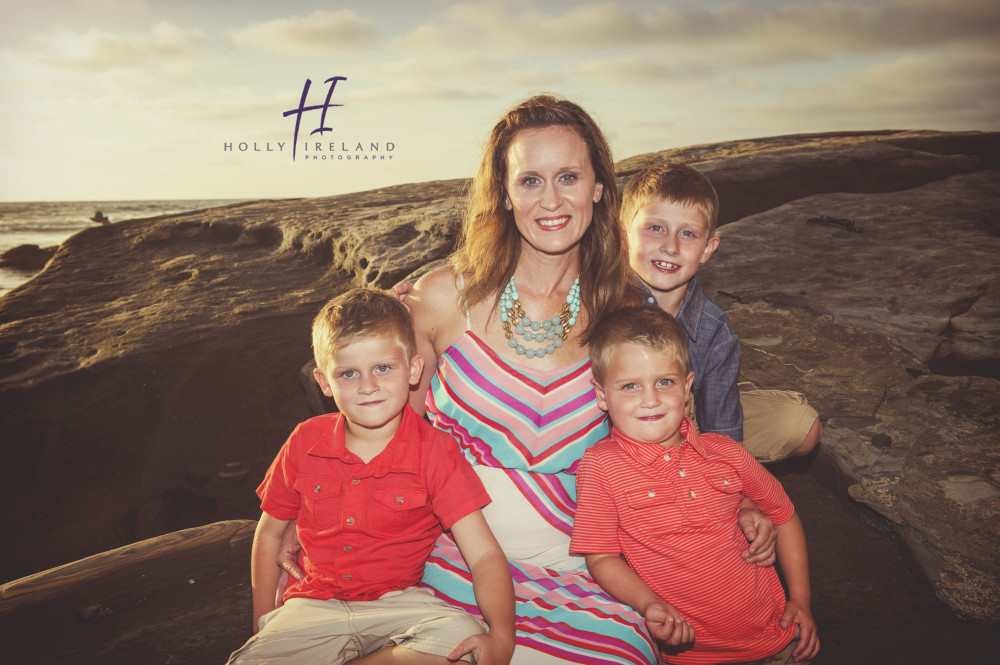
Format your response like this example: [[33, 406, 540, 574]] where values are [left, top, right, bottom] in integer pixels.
[[570, 306, 819, 664]]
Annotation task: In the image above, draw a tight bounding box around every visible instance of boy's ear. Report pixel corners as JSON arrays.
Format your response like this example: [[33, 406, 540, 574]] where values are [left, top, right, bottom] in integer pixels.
[[313, 367, 334, 397], [408, 354, 425, 386], [699, 235, 720, 265], [684, 371, 695, 407], [591, 378, 609, 412]]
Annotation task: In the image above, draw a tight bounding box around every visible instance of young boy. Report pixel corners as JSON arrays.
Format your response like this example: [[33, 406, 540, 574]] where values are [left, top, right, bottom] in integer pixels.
[[570, 306, 820, 664], [227, 288, 515, 665], [622, 162, 822, 462]]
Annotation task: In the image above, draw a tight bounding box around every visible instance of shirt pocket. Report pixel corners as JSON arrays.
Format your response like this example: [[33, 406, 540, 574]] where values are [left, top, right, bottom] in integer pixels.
[[294, 474, 344, 529], [622, 484, 680, 535], [372, 484, 430, 534], [695, 471, 745, 525]]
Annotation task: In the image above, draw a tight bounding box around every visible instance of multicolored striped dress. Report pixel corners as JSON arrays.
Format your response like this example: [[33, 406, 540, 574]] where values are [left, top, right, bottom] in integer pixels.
[[421, 331, 657, 665]]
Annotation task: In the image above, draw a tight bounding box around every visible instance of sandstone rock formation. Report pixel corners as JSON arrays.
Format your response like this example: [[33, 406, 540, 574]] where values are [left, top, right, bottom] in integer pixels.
[[0, 243, 56, 271], [1, 130, 997, 639]]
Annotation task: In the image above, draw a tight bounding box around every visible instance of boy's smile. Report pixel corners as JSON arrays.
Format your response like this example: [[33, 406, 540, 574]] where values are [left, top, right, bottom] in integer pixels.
[[313, 333, 423, 451], [628, 199, 720, 315], [592, 342, 694, 448]]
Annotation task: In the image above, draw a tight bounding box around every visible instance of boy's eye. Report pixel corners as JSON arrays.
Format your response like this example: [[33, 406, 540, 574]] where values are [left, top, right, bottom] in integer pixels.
[[680, 229, 697, 238], [374, 364, 392, 374], [657, 378, 675, 387], [338, 369, 358, 379], [621, 382, 638, 391]]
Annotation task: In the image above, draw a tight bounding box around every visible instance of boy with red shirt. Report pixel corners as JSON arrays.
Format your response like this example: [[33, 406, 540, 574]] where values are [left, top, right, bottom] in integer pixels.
[[570, 306, 819, 664], [227, 289, 514, 665]]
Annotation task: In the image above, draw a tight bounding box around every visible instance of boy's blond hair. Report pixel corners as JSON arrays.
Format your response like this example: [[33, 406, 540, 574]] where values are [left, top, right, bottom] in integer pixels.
[[312, 288, 417, 374], [589, 306, 690, 384], [620, 162, 720, 237]]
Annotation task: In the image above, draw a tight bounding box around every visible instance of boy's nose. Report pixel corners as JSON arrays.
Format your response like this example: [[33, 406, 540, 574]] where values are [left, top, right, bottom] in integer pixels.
[[358, 375, 378, 393]]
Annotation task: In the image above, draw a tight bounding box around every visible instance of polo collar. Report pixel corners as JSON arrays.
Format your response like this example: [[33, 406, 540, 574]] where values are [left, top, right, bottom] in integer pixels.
[[610, 417, 710, 464], [634, 272, 704, 344], [307, 404, 423, 478]]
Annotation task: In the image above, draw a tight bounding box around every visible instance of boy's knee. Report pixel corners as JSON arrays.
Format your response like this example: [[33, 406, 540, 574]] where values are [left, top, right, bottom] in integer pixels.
[[791, 418, 822, 457]]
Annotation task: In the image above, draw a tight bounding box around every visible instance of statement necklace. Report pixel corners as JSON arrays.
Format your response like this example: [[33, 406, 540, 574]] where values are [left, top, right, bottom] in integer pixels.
[[500, 275, 581, 359]]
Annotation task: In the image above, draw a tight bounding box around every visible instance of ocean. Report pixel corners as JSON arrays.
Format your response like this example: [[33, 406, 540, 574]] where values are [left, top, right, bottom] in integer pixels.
[[0, 199, 252, 296]]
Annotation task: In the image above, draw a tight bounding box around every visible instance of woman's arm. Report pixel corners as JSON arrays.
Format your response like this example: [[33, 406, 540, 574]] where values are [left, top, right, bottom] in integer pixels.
[[405, 266, 462, 414]]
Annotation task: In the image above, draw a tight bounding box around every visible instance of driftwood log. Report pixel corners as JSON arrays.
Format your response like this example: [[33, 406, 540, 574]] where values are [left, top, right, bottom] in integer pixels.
[[0, 520, 255, 665]]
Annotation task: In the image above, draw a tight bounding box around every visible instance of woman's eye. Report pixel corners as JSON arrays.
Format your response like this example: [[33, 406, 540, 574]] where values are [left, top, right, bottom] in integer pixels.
[[559, 172, 578, 184], [523, 176, 541, 187], [648, 224, 663, 233]]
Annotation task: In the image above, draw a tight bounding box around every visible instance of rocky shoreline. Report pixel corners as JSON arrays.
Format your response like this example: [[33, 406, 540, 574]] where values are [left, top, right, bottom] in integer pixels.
[[1, 129, 998, 662]]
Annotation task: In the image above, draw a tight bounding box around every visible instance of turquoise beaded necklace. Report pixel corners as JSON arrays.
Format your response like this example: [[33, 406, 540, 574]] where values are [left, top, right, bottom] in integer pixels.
[[500, 276, 581, 359]]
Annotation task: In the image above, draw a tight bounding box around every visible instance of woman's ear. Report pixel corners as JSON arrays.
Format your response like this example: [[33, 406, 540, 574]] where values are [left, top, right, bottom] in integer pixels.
[[593, 182, 604, 203]]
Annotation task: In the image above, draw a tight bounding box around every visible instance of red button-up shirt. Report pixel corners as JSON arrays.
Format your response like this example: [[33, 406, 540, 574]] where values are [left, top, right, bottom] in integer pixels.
[[571, 419, 797, 664], [259, 404, 490, 602]]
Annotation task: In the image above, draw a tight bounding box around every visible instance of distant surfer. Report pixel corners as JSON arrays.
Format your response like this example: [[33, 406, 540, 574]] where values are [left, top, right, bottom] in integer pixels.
[[91, 210, 110, 226]]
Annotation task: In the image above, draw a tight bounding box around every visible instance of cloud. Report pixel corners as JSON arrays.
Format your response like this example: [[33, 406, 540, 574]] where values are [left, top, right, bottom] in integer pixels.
[[34, 21, 206, 71], [228, 8, 377, 54], [392, 0, 1000, 66]]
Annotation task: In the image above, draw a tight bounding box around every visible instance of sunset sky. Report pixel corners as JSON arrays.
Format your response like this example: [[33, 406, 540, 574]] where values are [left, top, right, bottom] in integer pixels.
[[1, 0, 997, 202]]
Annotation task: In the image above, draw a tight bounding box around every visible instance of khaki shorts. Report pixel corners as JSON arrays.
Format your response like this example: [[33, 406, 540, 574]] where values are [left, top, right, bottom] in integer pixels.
[[227, 587, 487, 665], [690, 386, 817, 463], [740, 386, 818, 463]]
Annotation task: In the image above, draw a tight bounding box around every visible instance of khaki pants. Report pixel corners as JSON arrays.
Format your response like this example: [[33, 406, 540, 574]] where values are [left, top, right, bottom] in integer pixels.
[[227, 587, 487, 665]]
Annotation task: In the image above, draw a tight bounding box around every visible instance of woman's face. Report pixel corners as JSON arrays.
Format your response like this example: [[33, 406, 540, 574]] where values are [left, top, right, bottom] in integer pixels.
[[504, 125, 604, 257]]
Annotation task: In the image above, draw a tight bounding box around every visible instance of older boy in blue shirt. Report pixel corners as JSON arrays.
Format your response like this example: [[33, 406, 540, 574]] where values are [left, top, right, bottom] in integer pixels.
[[623, 162, 822, 461]]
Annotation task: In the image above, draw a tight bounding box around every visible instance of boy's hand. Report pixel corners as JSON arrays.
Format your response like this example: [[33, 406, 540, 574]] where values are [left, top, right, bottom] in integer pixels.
[[447, 631, 515, 665], [643, 600, 695, 647], [738, 505, 777, 566], [780, 599, 820, 662], [391, 281, 415, 312]]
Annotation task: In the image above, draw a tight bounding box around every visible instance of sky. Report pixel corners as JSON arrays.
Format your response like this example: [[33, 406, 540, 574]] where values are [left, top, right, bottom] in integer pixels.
[[0, 0, 997, 202]]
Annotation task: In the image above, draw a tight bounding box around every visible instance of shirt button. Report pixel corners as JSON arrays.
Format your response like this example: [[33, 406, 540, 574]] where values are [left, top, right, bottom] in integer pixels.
[[396, 496, 404, 504], [344, 545, 352, 552], [723, 478, 730, 485], [351, 478, 359, 484], [346, 517, 355, 525], [647, 490, 656, 498], [664, 453, 671, 461], [679, 470, 686, 478], [689, 490, 696, 499], [313, 485, 321, 493], [343, 573, 351, 580]]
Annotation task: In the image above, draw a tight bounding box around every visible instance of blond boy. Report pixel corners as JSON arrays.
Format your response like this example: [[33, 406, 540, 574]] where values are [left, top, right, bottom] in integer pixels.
[[571, 306, 820, 664], [227, 289, 514, 665], [622, 162, 821, 462]]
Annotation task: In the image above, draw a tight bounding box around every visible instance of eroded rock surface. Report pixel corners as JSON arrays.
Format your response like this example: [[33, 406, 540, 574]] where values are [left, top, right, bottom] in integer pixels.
[[1, 130, 998, 629]]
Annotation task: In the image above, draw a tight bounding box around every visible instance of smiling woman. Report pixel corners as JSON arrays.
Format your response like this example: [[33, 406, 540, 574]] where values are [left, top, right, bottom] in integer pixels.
[[404, 94, 658, 665]]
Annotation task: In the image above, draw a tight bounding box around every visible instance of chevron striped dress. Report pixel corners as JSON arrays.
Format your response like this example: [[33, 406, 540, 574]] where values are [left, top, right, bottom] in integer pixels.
[[421, 331, 657, 665]]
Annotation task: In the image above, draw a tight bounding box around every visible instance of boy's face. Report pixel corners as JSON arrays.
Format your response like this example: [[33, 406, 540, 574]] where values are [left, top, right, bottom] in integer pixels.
[[593, 342, 694, 448], [628, 199, 720, 304], [313, 332, 423, 440]]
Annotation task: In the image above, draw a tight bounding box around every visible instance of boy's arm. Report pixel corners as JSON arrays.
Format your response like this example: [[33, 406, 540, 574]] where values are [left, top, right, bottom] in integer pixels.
[[585, 553, 694, 647], [448, 510, 516, 665], [775, 513, 820, 662], [251, 512, 292, 633]]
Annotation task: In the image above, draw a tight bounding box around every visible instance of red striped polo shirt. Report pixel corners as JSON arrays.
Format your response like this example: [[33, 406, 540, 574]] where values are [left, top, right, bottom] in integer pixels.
[[571, 418, 796, 664]]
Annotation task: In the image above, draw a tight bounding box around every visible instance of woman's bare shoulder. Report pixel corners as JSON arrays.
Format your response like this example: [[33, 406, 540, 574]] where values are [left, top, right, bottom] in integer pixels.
[[411, 265, 462, 307]]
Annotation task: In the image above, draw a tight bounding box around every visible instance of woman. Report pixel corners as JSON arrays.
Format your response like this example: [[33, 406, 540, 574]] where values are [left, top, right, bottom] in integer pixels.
[[409, 95, 734, 665]]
